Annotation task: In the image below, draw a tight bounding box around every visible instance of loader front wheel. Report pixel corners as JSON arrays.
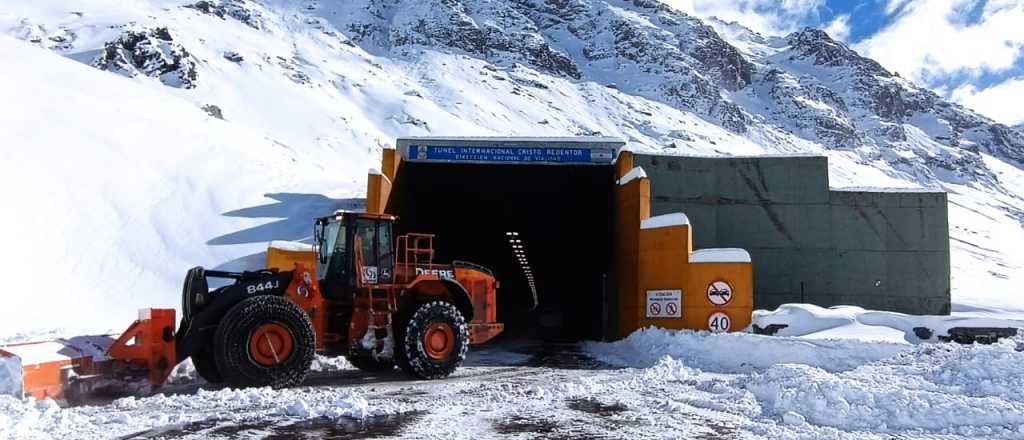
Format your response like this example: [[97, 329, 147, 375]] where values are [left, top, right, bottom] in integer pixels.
[[213, 296, 315, 389], [395, 301, 469, 380], [191, 348, 223, 384]]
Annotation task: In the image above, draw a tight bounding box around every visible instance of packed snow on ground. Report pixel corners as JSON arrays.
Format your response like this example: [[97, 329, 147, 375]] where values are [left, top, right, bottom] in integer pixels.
[[4, 330, 1024, 439]]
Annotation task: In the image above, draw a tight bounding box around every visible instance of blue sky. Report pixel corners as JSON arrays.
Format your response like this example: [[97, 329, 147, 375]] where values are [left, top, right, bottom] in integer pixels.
[[667, 0, 1024, 125]]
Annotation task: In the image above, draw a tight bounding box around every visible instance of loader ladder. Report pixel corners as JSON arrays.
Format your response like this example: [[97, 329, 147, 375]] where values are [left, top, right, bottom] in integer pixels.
[[396, 233, 435, 283]]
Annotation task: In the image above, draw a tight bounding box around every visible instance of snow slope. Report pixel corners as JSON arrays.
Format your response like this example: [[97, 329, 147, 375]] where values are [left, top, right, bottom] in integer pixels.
[[1, 0, 1024, 336], [0, 34, 363, 336]]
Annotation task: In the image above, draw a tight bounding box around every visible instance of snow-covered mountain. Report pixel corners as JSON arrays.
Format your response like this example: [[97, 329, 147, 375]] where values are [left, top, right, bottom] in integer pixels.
[[2, 0, 1024, 334]]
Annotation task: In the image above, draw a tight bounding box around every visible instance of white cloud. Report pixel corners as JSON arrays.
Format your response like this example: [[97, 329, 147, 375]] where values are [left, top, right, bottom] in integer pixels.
[[856, 0, 1024, 84], [660, 0, 827, 36], [822, 14, 851, 41], [951, 77, 1024, 125]]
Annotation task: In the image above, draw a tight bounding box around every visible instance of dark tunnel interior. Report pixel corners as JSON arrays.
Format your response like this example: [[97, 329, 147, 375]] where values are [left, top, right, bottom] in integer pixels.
[[388, 162, 616, 342]]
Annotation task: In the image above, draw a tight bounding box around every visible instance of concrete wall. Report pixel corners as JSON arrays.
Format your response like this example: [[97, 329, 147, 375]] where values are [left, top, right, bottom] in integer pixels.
[[635, 154, 951, 315]]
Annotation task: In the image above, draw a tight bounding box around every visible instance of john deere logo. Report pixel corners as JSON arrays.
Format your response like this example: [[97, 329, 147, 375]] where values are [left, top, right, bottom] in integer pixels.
[[706, 281, 733, 306]]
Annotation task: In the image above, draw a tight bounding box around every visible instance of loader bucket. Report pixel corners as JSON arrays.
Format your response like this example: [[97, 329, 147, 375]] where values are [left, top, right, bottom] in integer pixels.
[[0, 309, 177, 401]]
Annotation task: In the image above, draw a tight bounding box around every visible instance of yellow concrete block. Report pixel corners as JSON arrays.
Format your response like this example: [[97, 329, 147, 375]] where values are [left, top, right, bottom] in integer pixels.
[[266, 243, 316, 272]]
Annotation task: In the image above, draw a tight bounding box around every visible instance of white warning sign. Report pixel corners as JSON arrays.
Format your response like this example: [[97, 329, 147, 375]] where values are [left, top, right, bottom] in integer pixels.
[[706, 281, 733, 306], [646, 289, 682, 318], [708, 312, 731, 333]]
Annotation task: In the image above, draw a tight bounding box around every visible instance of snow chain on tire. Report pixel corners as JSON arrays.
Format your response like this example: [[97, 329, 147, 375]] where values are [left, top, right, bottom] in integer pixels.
[[213, 295, 315, 389], [191, 347, 223, 384], [395, 301, 469, 380]]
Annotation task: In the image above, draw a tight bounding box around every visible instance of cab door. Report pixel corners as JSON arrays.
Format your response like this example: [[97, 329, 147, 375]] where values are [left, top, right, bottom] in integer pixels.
[[354, 218, 394, 285]]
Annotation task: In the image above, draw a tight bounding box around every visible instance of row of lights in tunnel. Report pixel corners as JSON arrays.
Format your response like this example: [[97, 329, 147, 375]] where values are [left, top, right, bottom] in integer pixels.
[[506, 232, 537, 299]]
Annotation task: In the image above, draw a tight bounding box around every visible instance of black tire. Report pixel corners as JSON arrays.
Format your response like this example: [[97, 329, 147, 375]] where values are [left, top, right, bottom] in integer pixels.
[[394, 301, 469, 380], [347, 355, 395, 372], [213, 296, 315, 389], [191, 348, 223, 384]]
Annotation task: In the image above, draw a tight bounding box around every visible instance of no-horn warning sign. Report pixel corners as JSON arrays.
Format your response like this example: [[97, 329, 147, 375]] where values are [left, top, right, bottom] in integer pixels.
[[646, 289, 682, 318]]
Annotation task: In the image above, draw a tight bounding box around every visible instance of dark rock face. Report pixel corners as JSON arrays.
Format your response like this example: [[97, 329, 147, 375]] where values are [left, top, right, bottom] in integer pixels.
[[348, 0, 581, 78], [202, 104, 224, 120], [183, 0, 264, 30], [331, 0, 756, 132], [92, 27, 198, 89], [223, 51, 244, 63]]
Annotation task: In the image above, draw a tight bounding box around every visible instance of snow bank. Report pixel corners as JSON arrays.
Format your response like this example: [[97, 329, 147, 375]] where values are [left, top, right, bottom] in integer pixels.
[[640, 212, 689, 229], [591, 327, 1024, 436], [0, 356, 22, 398], [689, 248, 751, 263], [268, 240, 315, 253], [617, 166, 647, 185], [754, 304, 1024, 343], [743, 335, 1024, 435], [584, 327, 909, 373]]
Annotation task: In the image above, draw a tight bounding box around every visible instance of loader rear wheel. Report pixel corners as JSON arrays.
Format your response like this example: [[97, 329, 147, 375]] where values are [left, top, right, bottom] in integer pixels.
[[347, 356, 395, 372], [395, 301, 469, 380], [191, 348, 223, 384], [213, 296, 315, 389]]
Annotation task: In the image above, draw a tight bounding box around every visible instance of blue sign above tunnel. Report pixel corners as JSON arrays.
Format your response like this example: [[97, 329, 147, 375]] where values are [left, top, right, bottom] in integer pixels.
[[397, 137, 624, 166]]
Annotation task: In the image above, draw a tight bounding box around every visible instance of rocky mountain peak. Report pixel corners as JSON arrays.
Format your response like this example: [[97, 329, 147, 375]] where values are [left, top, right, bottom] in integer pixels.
[[92, 27, 198, 89], [785, 27, 888, 74]]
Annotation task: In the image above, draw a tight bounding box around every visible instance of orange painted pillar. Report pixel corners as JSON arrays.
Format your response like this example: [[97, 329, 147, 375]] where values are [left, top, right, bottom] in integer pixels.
[[366, 171, 391, 214], [382, 148, 400, 182], [613, 160, 650, 339], [636, 215, 691, 330], [684, 251, 753, 332]]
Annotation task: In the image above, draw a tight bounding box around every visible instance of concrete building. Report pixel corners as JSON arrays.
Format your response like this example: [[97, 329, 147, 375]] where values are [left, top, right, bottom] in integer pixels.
[[635, 154, 950, 315], [367, 137, 951, 340]]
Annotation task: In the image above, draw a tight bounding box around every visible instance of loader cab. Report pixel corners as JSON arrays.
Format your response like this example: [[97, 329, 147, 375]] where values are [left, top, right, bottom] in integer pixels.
[[315, 212, 396, 299]]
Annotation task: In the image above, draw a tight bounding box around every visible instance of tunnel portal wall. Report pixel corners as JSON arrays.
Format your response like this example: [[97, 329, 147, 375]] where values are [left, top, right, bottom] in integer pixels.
[[635, 154, 951, 315]]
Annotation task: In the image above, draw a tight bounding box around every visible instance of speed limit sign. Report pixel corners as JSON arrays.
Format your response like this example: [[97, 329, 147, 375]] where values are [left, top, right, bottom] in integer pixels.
[[708, 312, 731, 333]]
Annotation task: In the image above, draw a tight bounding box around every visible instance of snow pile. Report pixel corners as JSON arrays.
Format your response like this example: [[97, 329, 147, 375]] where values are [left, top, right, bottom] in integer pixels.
[[268, 240, 315, 253], [278, 391, 370, 419], [585, 327, 909, 373], [743, 336, 1024, 435], [754, 304, 1024, 343], [0, 356, 22, 398], [640, 212, 689, 229], [589, 328, 1024, 436], [688, 248, 751, 263]]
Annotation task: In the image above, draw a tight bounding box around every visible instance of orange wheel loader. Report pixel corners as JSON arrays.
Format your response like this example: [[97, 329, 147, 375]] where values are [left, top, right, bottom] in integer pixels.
[[0, 211, 504, 400]]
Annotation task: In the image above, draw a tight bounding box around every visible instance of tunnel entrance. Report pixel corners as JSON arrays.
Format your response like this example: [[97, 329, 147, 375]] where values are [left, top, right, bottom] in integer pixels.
[[388, 162, 616, 342]]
